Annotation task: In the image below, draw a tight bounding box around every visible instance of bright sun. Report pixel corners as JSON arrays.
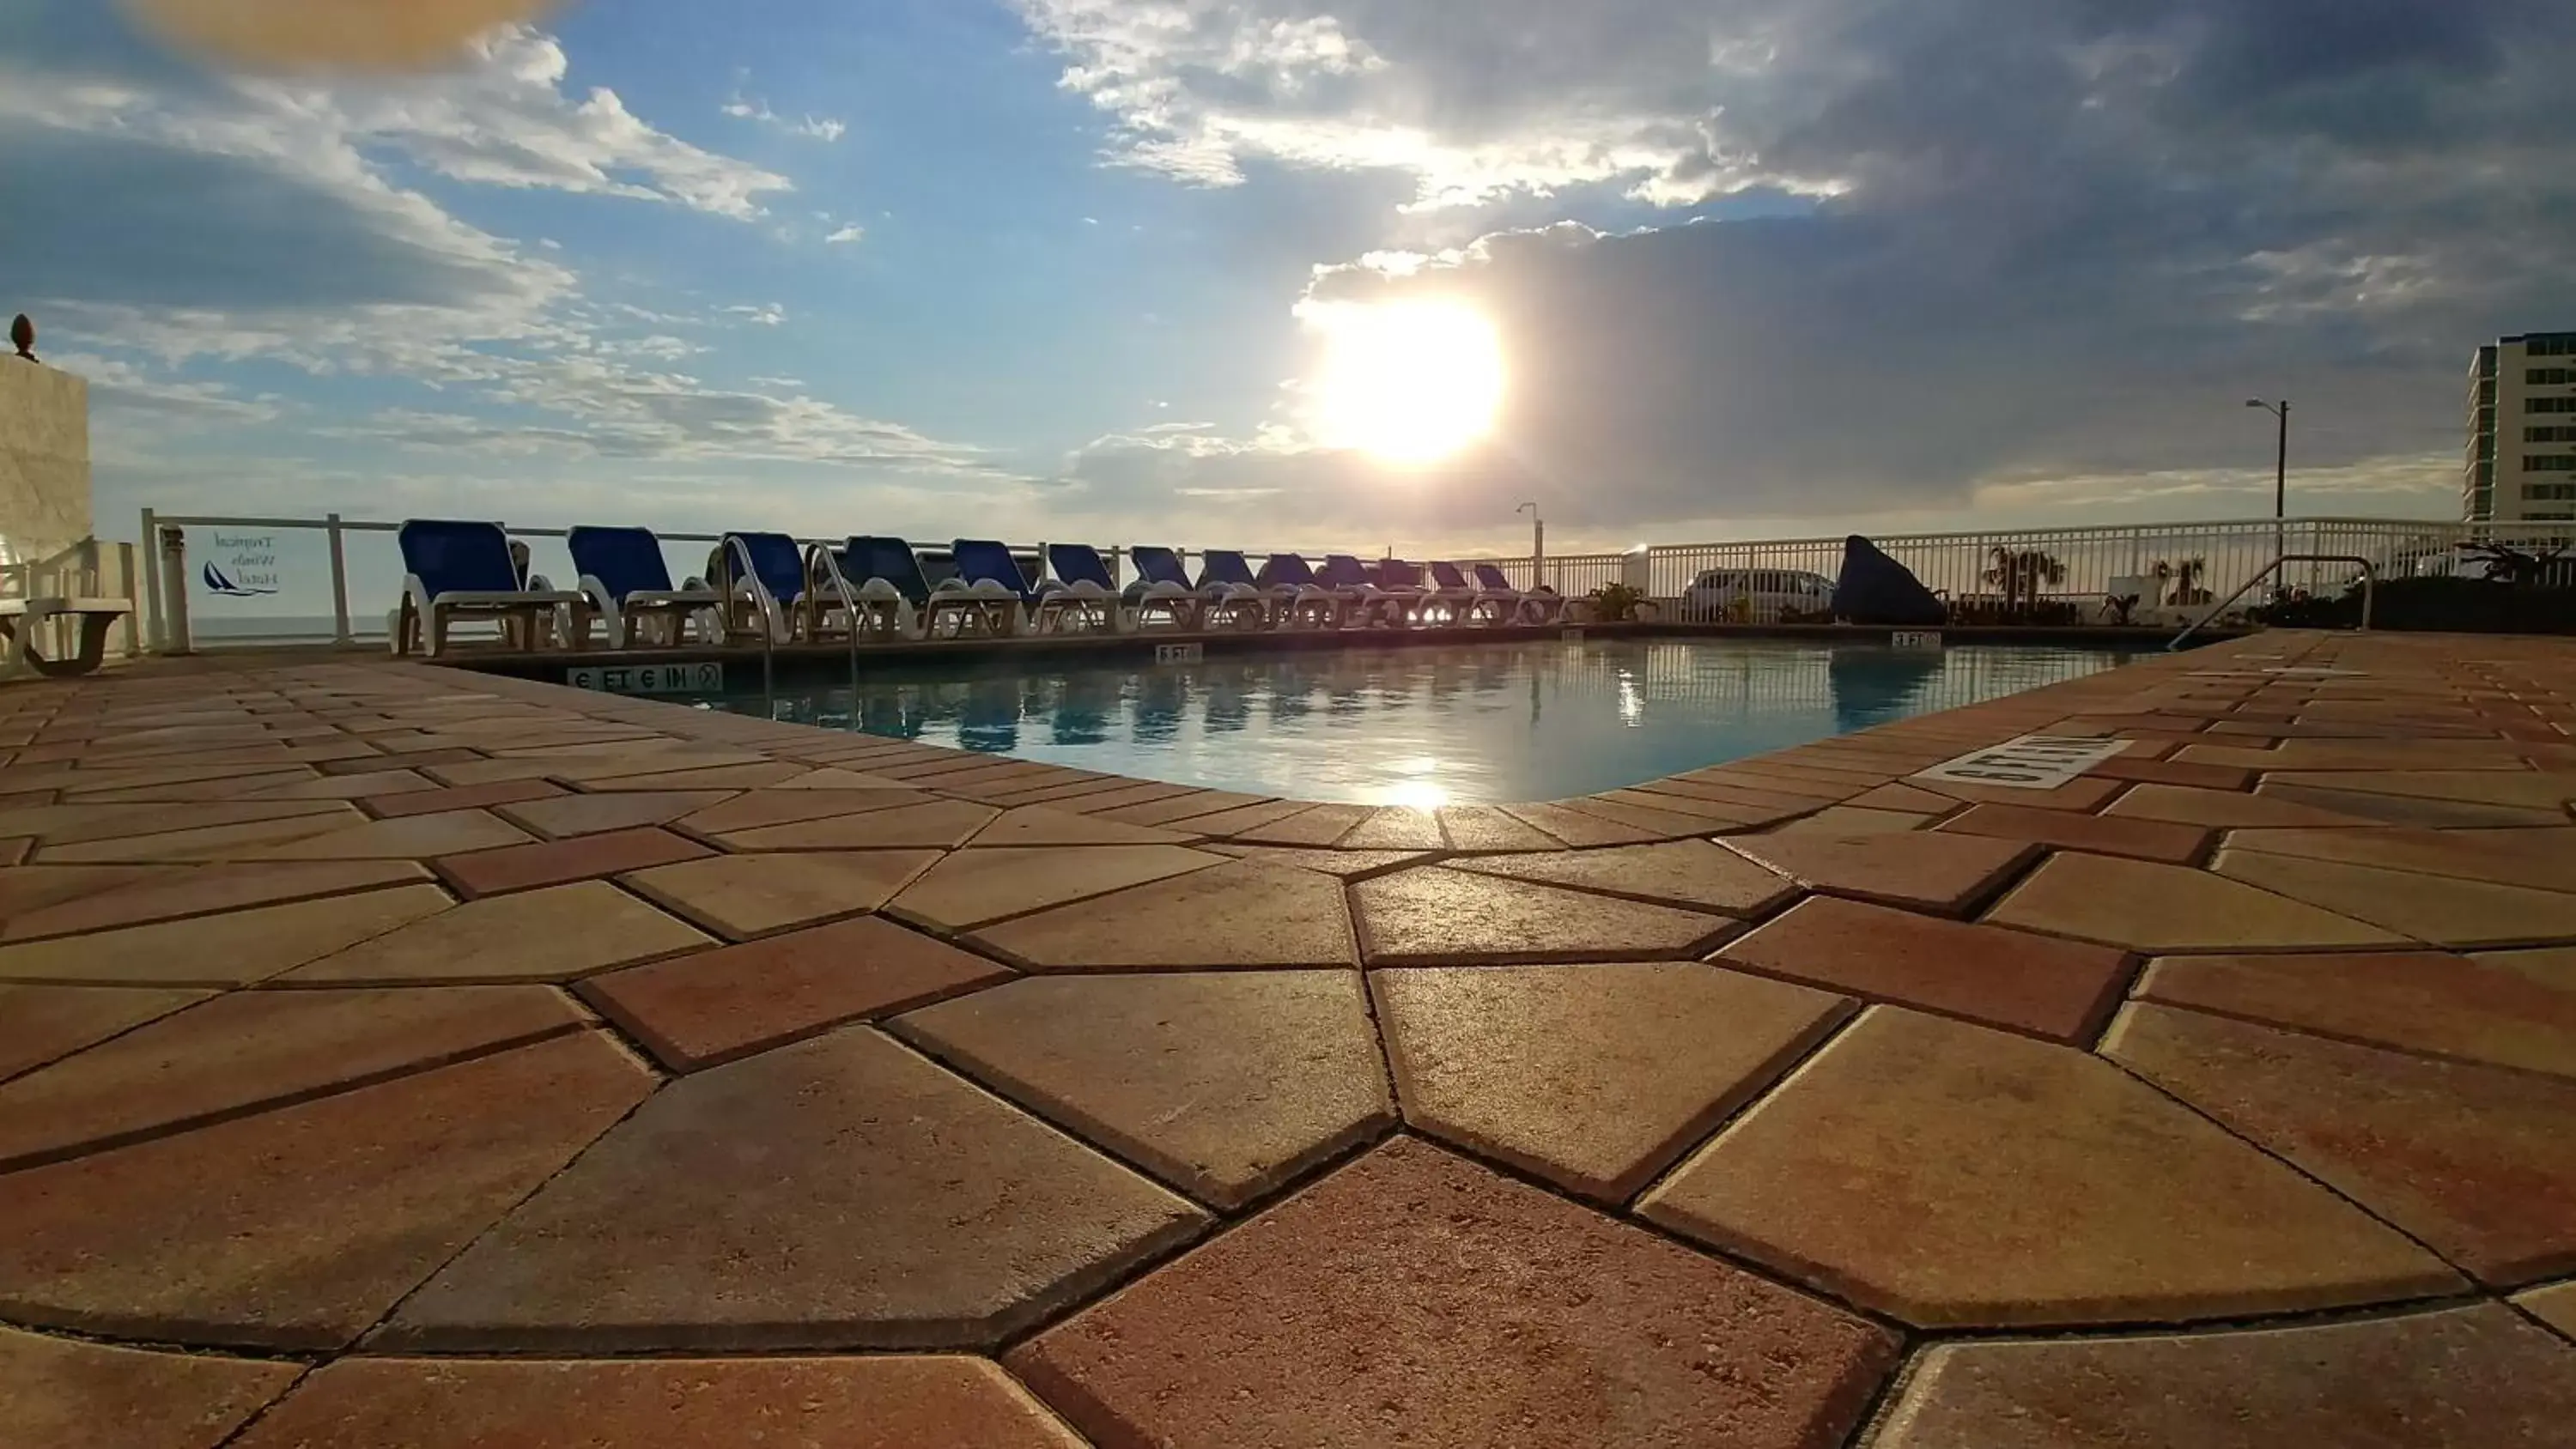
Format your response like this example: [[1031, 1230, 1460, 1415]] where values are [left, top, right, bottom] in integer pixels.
[[1311, 300, 1504, 465]]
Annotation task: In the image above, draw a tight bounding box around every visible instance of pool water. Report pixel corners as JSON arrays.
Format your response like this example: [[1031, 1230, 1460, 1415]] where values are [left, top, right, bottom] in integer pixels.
[[696, 640, 2136, 806]]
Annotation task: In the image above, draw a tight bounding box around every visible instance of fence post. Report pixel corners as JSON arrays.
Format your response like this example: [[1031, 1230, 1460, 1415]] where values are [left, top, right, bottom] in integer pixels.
[[326, 513, 353, 647], [155, 521, 193, 654], [138, 508, 163, 652]]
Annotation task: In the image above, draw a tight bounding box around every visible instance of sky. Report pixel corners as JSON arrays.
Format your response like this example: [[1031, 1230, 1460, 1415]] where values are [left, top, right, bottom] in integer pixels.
[[9, 0, 2574, 561]]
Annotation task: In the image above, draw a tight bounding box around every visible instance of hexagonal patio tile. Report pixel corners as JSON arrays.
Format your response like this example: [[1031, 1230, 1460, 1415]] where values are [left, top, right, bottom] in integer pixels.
[[1445, 840, 1796, 916], [1352, 866, 1734, 965], [1715, 896, 2134, 1042], [0, 984, 210, 1082], [0, 885, 455, 986], [0, 1325, 298, 1449], [969, 805, 1203, 847], [670, 788, 930, 836], [2210, 848, 2576, 949], [435, 826, 713, 898], [2101, 782, 2392, 828], [493, 789, 736, 840], [0, 1032, 651, 1349], [889, 846, 1228, 931], [714, 799, 1000, 851], [1983, 852, 2403, 951], [0, 985, 586, 1170], [2104, 1003, 2576, 1285], [623, 850, 942, 940], [229, 1356, 1086, 1449], [2263, 768, 2576, 809], [2134, 948, 2576, 1078], [2255, 781, 2566, 828], [898, 970, 1389, 1208], [276, 881, 709, 984], [1203, 845, 1429, 878], [0, 799, 349, 848], [1718, 831, 2038, 916], [2221, 825, 2576, 894], [0, 859, 434, 940], [2521, 1280, 2576, 1341], [1011, 1137, 1899, 1449], [1432, 806, 1564, 850], [969, 859, 1357, 971], [33, 808, 367, 863], [1374, 961, 1850, 1202], [243, 809, 536, 860], [1872, 1303, 2576, 1449], [1935, 803, 2212, 864], [1638, 1007, 2459, 1327], [0, 863, 167, 923], [381, 1027, 1206, 1351], [580, 916, 1011, 1070]]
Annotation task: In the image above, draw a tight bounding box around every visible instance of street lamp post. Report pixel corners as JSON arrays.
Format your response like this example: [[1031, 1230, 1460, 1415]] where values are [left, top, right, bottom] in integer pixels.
[[1516, 500, 1544, 589], [2246, 398, 2289, 584]]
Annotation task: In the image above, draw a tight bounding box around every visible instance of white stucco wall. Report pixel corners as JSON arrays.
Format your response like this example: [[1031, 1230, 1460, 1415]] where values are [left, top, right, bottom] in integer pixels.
[[0, 361, 91, 565]]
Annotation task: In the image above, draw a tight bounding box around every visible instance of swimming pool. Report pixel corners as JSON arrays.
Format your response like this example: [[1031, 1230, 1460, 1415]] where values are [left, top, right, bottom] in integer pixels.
[[691, 640, 2136, 805]]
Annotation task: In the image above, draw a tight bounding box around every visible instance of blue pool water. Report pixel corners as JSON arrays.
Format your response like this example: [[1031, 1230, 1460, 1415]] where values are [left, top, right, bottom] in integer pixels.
[[697, 640, 2136, 805]]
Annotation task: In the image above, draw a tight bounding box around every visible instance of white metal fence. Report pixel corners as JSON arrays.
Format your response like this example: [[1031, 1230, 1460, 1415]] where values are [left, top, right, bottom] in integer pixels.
[[125, 508, 2576, 653]]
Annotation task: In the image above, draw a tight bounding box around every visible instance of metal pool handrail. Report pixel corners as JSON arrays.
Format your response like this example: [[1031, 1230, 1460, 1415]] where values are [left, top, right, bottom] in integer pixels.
[[805, 541, 864, 705], [2169, 555, 2373, 651]]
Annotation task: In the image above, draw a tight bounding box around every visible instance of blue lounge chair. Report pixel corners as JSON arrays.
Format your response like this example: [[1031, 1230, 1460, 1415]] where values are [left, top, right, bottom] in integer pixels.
[[1430, 560, 1518, 626], [949, 538, 1036, 635], [1473, 561, 1564, 623], [394, 519, 590, 657], [840, 535, 934, 639], [1133, 545, 1261, 629], [1319, 554, 1410, 628], [568, 525, 721, 648], [1041, 543, 1129, 634], [1253, 553, 1346, 628], [1375, 558, 1443, 626], [719, 530, 811, 644]]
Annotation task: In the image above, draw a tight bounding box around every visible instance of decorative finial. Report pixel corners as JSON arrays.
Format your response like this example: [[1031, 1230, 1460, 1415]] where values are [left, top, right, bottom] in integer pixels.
[[8, 314, 33, 363]]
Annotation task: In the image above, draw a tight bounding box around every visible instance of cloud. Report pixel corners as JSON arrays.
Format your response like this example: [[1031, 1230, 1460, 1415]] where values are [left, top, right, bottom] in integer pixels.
[[1024, 0, 2569, 543], [1012, 0, 2570, 224], [0, 10, 788, 379], [43, 352, 286, 426], [823, 222, 866, 245], [1, 4, 1011, 532], [721, 94, 848, 142]]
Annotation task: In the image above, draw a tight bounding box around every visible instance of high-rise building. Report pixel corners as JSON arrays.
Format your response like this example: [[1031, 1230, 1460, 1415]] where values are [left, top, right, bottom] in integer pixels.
[[2467, 331, 2576, 524]]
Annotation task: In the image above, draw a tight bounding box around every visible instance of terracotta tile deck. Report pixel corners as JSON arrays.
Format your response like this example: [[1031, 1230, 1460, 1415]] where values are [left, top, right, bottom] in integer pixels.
[[4, 630, 2576, 1445]]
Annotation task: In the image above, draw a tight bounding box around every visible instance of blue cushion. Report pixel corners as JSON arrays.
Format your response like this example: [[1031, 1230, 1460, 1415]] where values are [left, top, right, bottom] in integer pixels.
[[725, 531, 806, 604], [1130, 545, 1191, 588], [398, 519, 521, 596], [1259, 553, 1319, 588], [1047, 543, 1117, 591], [1318, 555, 1373, 588], [1200, 550, 1259, 588], [951, 539, 1036, 599], [567, 526, 675, 604], [846, 536, 933, 605]]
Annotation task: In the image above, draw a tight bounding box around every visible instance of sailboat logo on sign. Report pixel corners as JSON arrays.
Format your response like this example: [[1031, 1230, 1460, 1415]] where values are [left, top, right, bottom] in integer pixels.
[[203, 531, 283, 597], [202, 561, 280, 597]]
